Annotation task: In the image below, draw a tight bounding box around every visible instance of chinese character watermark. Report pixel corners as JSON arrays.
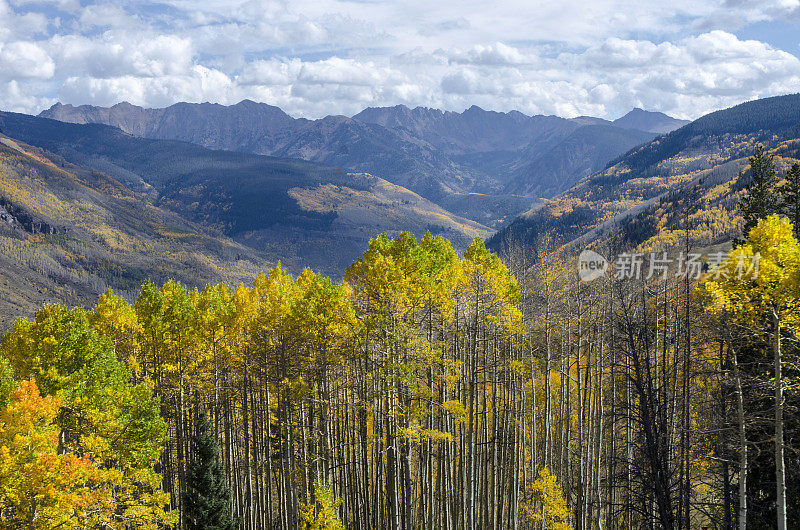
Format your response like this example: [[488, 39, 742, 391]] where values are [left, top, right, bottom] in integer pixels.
[[577, 250, 761, 282]]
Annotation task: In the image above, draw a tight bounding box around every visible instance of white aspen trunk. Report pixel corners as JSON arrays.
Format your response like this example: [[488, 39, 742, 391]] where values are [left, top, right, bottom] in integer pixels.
[[544, 290, 552, 471], [729, 342, 747, 530], [576, 298, 585, 530], [772, 310, 786, 530], [595, 332, 605, 530]]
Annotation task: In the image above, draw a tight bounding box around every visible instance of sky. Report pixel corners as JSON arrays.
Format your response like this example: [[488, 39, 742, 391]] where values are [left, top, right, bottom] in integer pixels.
[[0, 0, 799, 120]]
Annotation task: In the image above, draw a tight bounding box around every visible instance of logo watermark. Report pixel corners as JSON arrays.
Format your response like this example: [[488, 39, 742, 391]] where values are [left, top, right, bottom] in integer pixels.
[[578, 250, 609, 282], [577, 250, 761, 282]]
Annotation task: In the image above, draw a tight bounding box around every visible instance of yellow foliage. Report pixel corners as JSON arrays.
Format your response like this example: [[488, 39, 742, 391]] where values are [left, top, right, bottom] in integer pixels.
[[299, 481, 344, 530], [0, 379, 101, 528], [521, 468, 572, 530], [703, 215, 800, 329], [442, 399, 468, 424]]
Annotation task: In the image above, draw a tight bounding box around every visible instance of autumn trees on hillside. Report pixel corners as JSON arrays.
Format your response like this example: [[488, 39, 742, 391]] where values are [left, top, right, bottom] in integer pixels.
[[1, 234, 531, 528], [1, 146, 799, 528], [0, 306, 173, 528], [122, 233, 527, 530], [704, 214, 800, 530], [0, 223, 787, 529], [713, 146, 800, 529]]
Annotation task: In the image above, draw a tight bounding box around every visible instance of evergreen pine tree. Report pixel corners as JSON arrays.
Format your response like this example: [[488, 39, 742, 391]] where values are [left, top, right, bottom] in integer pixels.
[[183, 411, 238, 530], [739, 145, 780, 237], [780, 162, 800, 239]]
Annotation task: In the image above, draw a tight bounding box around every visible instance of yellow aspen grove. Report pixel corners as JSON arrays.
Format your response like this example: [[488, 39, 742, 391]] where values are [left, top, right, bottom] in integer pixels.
[[2, 223, 798, 529], [703, 215, 800, 530], [0, 306, 175, 529], [522, 467, 571, 530], [0, 379, 100, 529]]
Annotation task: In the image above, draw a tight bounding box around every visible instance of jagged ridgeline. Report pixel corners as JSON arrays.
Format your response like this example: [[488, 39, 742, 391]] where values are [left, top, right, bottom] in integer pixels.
[[39, 101, 686, 227]]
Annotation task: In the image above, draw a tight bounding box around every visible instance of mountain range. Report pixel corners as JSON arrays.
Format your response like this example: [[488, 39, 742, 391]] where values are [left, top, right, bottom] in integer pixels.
[[40, 101, 687, 227], [13, 92, 785, 330], [0, 111, 490, 282]]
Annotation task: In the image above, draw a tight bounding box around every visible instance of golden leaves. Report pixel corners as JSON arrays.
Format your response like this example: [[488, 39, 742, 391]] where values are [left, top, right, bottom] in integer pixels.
[[704, 215, 800, 328], [521, 468, 572, 530], [0, 379, 102, 529]]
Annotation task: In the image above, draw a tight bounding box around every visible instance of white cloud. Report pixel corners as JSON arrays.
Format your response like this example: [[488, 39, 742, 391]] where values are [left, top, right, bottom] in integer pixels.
[[446, 42, 533, 66], [78, 4, 137, 30], [58, 65, 234, 108], [441, 69, 491, 94], [239, 58, 302, 86], [0, 0, 799, 120], [9, 0, 80, 12], [0, 80, 56, 113], [585, 38, 682, 68], [297, 57, 399, 86], [685, 30, 784, 62], [0, 41, 54, 79], [0, 0, 50, 40], [51, 34, 194, 78]]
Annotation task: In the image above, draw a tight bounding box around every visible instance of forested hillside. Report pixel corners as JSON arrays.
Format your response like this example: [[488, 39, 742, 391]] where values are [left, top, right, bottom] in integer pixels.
[[3, 206, 798, 528], [489, 93, 800, 255], [0, 112, 489, 276], [0, 134, 265, 331]]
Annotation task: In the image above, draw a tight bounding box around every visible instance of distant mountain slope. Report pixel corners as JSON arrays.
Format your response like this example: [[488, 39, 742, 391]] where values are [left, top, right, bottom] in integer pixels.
[[0, 134, 265, 330], [351, 105, 670, 197], [612, 108, 690, 134], [40, 101, 682, 227], [266, 115, 466, 201], [0, 112, 489, 276], [503, 124, 656, 197], [42, 101, 506, 217], [568, 116, 613, 127], [488, 93, 800, 255]]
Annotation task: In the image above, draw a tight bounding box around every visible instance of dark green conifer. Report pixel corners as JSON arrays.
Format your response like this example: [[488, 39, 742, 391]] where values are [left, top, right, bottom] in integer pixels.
[[183, 411, 238, 530], [780, 162, 800, 239], [739, 145, 780, 237]]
